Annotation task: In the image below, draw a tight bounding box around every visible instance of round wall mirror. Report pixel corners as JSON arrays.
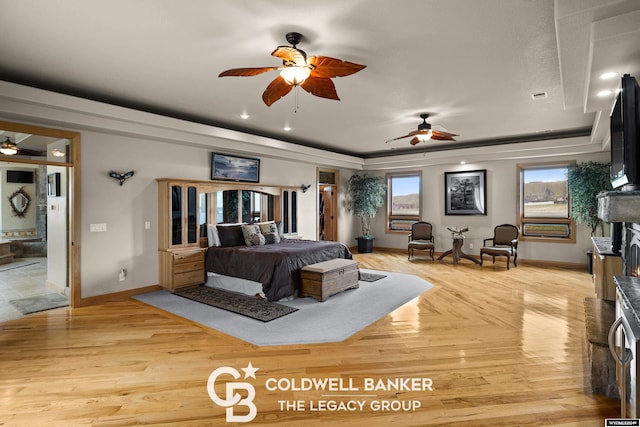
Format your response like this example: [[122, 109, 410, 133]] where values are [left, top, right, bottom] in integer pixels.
[[9, 187, 31, 217]]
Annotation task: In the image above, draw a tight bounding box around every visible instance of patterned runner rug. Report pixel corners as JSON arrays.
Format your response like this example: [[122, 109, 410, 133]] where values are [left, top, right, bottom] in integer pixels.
[[174, 286, 297, 322]]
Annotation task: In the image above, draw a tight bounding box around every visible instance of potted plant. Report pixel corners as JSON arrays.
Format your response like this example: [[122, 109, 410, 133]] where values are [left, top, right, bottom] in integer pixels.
[[346, 174, 387, 253], [567, 161, 612, 273]]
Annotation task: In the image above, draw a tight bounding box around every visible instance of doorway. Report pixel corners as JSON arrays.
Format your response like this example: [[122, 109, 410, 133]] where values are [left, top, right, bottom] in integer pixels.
[[317, 168, 339, 241], [0, 120, 78, 318]]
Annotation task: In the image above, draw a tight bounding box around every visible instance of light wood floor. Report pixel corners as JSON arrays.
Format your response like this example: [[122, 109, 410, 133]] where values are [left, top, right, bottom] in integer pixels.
[[0, 252, 621, 426]]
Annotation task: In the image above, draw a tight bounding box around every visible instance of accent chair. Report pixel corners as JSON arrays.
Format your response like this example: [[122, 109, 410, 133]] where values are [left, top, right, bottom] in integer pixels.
[[408, 221, 435, 260], [479, 224, 519, 269]]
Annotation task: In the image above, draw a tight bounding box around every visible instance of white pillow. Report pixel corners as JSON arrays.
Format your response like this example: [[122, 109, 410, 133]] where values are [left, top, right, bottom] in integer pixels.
[[207, 224, 221, 247]]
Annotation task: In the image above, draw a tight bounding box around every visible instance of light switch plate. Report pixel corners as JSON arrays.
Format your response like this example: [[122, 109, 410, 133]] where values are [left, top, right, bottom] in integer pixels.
[[90, 223, 107, 232]]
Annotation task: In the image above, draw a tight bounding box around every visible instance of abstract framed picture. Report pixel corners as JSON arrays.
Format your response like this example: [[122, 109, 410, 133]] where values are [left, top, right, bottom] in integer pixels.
[[211, 153, 260, 183], [444, 169, 487, 215]]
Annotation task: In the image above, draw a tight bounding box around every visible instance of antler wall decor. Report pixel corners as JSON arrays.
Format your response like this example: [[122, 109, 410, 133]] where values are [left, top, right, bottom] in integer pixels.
[[109, 170, 135, 186]]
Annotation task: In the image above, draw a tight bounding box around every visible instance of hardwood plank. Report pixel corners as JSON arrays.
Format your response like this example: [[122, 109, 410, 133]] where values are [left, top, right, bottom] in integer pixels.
[[0, 253, 621, 426]]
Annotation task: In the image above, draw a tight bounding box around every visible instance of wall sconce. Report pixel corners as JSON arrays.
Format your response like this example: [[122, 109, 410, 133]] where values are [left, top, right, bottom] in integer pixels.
[[300, 184, 311, 193]]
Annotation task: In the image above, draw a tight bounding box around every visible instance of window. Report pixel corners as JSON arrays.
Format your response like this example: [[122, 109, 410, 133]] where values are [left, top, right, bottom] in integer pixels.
[[282, 190, 298, 234], [204, 190, 274, 224], [386, 172, 422, 232], [517, 162, 575, 242]]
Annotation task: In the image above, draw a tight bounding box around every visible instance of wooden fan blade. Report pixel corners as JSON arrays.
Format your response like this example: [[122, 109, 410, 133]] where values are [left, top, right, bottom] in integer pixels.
[[409, 137, 422, 145], [262, 76, 293, 106], [388, 129, 426, 141], [431, 130, 458, 141], [308, 56, 366, 78], [430, 135, 456, 141], [17, 148, 44, 156], [299, 76, 339, 100], [271, 47, 306, 66], [219, 67, 279, 77]]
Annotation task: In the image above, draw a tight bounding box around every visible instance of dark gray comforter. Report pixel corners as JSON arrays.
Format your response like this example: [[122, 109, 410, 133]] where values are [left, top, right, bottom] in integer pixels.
[[205, 239, 353, 301]]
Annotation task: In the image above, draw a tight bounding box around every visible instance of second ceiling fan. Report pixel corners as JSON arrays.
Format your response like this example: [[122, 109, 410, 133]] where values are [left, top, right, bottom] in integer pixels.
[[219, 32, 366, 106], [388, 114, 458, 145]]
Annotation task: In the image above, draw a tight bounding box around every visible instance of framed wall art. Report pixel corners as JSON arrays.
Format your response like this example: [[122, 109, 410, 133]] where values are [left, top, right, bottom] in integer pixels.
[[444, 169, 487, 215], [211, 153, 260, 183], [47, 172, 61, 197]]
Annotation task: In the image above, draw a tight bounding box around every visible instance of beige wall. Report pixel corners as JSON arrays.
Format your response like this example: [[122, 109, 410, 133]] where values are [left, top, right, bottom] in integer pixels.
[[46, 165, 67, 291], [0, 80, 610, 299], [358, 151, 609, 265], [0, 166, 37, 238], [79, 131, 325, 298]]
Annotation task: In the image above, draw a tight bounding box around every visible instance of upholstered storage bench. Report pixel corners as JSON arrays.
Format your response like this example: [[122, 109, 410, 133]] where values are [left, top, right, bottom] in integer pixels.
[[300, 258, 359, 302]]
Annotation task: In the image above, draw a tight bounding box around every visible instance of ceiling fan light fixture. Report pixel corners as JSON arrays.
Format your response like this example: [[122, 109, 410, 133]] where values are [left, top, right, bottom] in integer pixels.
[[280, 66, 311, 86], [416, 130, 433, 142], [0, 137, 17, 155]]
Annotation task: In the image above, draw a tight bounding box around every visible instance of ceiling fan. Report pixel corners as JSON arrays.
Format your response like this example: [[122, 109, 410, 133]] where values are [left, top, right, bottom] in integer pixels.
[[387, 114, 458, 145], [0, 136, 44, 156], [218, 32, 366, 106]]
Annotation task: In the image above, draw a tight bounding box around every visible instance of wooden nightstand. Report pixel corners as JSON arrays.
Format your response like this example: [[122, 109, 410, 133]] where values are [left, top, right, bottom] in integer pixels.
[[160, 249, 205, 292]]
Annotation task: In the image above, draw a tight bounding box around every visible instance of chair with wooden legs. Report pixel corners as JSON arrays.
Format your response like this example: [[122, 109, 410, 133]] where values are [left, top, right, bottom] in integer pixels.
[[480, 224, 519, 269], [408, 221, 435, 260]]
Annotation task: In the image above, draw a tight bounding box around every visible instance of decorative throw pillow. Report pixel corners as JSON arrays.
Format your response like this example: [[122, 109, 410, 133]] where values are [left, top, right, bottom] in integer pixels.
[[251, 233, 266, 246], [217, 224, 245, 247], [263, 232, 280, 244], [258, 221, 278, 235], [241, 224, 262, 246]]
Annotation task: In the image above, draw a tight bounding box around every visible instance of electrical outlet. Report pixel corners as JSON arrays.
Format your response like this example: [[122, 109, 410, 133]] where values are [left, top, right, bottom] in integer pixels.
[[118, 269, 126, 281], [469, 242, 474, 250]]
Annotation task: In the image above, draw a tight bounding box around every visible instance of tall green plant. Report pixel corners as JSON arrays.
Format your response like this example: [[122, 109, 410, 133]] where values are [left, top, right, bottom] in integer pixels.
[[347, 174, 387, 237], [567, 161, 612, 235]]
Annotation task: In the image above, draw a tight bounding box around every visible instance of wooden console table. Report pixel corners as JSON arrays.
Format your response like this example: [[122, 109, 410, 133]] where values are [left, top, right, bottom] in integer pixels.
[[437, 227, 481, 265]]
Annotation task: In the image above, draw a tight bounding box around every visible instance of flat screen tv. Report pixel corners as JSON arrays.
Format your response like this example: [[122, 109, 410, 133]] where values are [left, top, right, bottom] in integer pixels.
[[6, 170, 34, 184], [610, 74, 640, 189]]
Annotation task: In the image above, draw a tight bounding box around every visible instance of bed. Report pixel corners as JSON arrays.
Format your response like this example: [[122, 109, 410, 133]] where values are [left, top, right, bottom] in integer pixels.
[[205, 233, 353, 301]]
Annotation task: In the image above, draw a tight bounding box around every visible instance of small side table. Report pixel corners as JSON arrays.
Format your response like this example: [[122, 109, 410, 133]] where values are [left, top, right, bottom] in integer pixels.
[[437, 227, 481, 265]]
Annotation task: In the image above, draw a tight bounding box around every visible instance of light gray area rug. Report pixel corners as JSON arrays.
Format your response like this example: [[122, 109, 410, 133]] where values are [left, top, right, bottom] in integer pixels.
[[133, 269, 433, 346], [9, 293, 69, 315]]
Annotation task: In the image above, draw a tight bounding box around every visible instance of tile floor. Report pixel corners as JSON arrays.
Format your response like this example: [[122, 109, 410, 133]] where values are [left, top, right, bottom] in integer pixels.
[[0, 257, 66, 322]]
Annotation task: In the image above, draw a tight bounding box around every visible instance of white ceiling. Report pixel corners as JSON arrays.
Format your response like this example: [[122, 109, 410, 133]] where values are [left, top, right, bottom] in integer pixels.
[[0, 0, 639, 158]]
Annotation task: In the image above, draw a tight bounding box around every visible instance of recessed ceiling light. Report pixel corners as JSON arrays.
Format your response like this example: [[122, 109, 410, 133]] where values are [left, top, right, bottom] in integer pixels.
[[597, 90, 612, 97], [460, 161, 466, 165], [600, 71, 617, 80], [283, 126, 291, 132], [240, 113, 250, 119]]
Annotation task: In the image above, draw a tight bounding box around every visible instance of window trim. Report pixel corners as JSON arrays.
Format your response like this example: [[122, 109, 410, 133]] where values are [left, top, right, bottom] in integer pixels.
[[386, 171, 422, 233], [517, 162, 576, 244]]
